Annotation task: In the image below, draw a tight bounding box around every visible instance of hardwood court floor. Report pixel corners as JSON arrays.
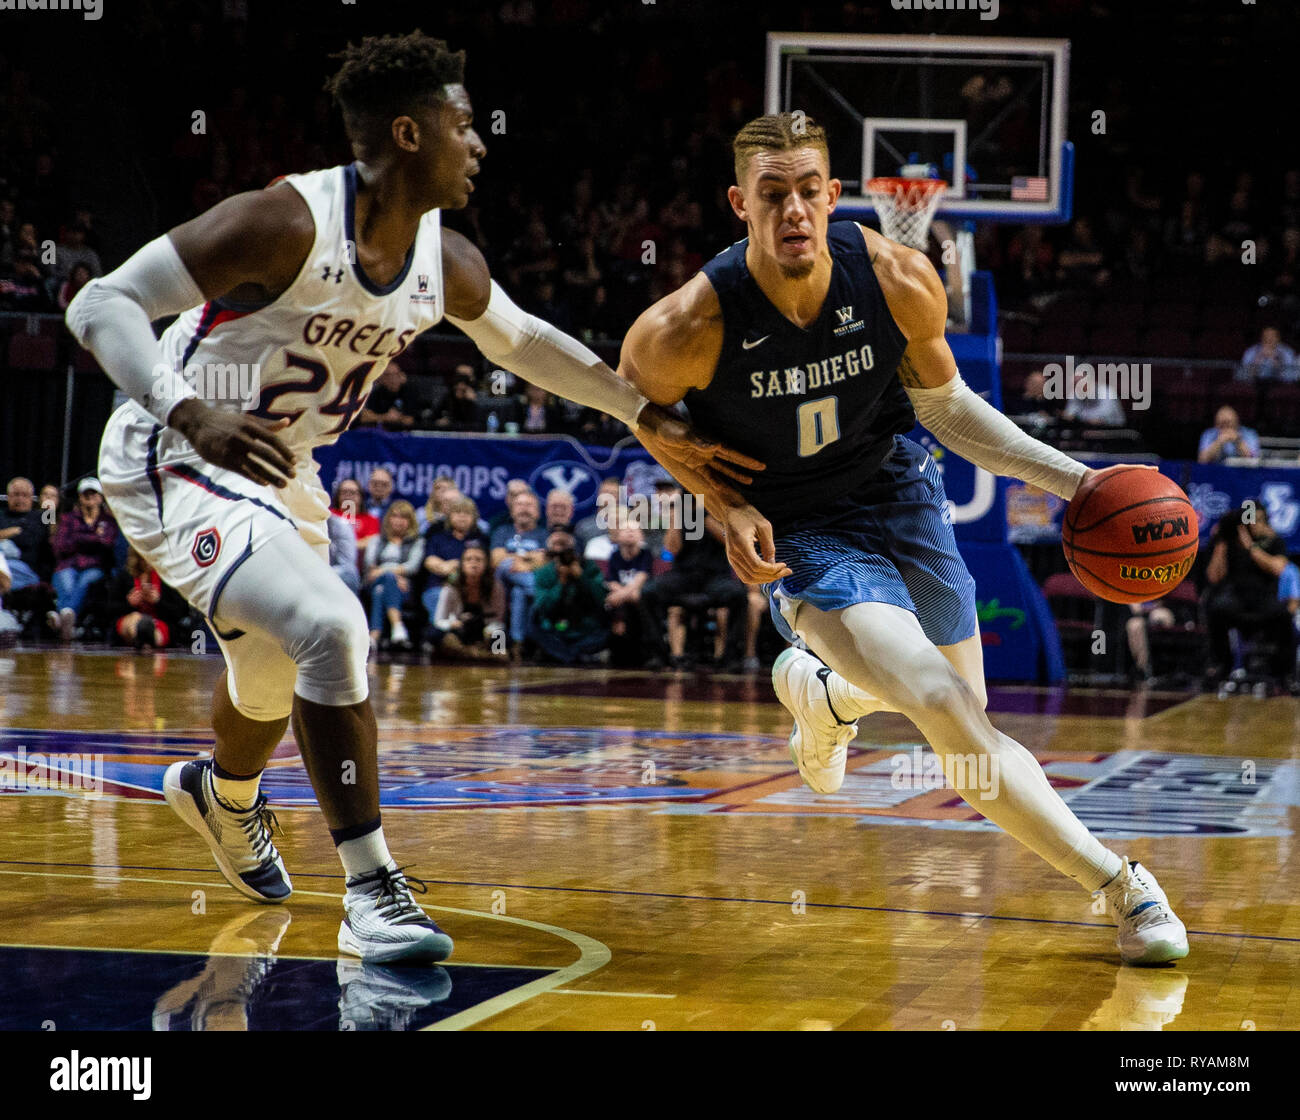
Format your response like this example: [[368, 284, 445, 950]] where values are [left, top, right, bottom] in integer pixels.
[[0, 647, 1296, 1030]]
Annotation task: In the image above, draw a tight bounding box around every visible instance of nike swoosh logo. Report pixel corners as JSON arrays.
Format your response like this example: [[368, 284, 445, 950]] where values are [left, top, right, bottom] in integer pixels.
[[741, 335, 770, 350]]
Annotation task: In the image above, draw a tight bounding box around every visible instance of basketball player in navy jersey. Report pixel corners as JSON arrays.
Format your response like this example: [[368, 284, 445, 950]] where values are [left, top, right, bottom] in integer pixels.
[[626, 113, 1188, 965], [68, 32, 756, 965]]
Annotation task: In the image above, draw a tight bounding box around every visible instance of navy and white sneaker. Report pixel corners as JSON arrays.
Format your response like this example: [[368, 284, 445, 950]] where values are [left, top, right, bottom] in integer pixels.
[[163, 759, 292, 903], [338, 865, 454, 965], [1104, 859, 1189, 965]]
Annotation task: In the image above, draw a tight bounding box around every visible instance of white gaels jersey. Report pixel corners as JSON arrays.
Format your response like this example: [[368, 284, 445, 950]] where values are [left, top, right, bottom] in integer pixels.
[[158, 163, 445, 459]]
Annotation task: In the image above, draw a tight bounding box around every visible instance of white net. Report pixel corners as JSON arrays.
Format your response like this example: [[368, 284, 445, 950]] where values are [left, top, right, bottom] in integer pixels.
[[866, 178, 947, 250]]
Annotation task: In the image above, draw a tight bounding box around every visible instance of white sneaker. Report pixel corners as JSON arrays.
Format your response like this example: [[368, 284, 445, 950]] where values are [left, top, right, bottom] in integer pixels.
[[338, 865, 454, 965], [390, 620, 411, 649], [771, 647, 858, 794], [59, 607, 76, 641], [1104, 859, 1189, 965]]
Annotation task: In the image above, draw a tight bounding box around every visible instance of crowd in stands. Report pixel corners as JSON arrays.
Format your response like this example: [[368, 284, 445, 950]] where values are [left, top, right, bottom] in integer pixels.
[[346, 358, 630, 444], [0, 61, 106, 315], [326, 467, 772, 669], [0, 469, 776, 674], [0, 474, 192, 648], [1093, 499, 1300, 697], [5, 4, 1298, 690], [987, 169, 1300, 334]]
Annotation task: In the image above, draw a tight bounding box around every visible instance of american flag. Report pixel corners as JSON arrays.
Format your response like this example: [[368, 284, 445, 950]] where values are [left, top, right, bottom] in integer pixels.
[[1012, 176, 1049, 202]]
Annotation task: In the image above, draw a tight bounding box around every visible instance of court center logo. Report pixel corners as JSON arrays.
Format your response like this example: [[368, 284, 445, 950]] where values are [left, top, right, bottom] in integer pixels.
[[191, 527, 222, 568]]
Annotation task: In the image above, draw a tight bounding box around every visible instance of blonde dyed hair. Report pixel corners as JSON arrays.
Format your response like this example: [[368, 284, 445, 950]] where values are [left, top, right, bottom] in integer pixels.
[[447, 495, 480, 521], [733, 112, 830, 183]]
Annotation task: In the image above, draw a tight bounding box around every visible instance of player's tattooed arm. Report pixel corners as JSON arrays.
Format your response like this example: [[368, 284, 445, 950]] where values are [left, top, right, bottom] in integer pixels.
[[620, 281, 789, 584], [619, 276, 765, 490], [896, 350, 927, 388]]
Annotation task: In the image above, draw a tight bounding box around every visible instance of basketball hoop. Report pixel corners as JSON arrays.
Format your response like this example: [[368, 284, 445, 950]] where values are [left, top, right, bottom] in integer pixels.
[[866, 177, 948, 250]]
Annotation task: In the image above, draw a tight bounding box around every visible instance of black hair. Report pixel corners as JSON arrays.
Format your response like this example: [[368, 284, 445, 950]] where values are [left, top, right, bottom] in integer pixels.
[[325, 30, 466, 154]]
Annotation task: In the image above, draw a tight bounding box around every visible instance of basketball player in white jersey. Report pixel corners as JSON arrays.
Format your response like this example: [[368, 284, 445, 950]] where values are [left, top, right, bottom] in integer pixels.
[[68, 32, 758, 965], [629, 114, 1188, 965]]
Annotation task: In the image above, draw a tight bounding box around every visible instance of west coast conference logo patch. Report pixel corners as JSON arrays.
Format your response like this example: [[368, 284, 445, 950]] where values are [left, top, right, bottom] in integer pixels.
[[409, 273, 438, 306], [831, 304, 865, 336], [191, 527, 221, 567]]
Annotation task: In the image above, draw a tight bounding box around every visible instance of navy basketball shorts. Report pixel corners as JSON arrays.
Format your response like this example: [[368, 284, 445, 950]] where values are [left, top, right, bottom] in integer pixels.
[[762, 436, 978, 648]]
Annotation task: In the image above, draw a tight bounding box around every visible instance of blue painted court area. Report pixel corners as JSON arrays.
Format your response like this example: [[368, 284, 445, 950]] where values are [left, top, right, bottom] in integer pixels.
[[0, 946, 547, 1031]]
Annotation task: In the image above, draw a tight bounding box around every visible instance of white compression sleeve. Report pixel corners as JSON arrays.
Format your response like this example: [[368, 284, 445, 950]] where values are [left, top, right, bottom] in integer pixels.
[[65, 235, 207, 427], [446, 280, 648, 429], [905, 374, 1087, 500]]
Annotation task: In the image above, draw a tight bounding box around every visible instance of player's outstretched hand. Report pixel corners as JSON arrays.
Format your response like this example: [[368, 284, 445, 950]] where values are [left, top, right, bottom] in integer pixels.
[[722, 503, 792, 586], [170, 400, 297, 489], [636, 402, 765, 486]]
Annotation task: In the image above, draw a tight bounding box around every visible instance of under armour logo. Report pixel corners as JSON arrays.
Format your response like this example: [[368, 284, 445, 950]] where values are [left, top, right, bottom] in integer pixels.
[[834, 306, 854, 325], [322, 265, 344, 284]]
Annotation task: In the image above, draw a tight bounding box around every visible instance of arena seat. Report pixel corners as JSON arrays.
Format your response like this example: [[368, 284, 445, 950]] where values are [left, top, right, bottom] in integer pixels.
[[1212, 379, 1260, 425], [6, 332, 57, 371]]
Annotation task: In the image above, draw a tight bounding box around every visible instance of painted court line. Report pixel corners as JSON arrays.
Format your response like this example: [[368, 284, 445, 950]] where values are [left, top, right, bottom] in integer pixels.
[[0, 868, 610, 1030], [0, 940, 551, 970], [2, 860, 1294, 946], [418, 903, 611, 1032]]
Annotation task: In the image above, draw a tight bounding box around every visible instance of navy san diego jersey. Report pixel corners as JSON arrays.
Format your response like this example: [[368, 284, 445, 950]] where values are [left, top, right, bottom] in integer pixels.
[[685, 220, 913, 529]]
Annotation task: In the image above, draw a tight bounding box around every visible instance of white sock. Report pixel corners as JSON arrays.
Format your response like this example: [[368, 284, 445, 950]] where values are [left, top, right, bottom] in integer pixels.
[[336, 825, 395, 881], [209, 763, 261, 811], [800, 601, 1128, 894], [1100, 855, 1132, 894], [391, 620, 409, 643], [824, 669, 895, 721]]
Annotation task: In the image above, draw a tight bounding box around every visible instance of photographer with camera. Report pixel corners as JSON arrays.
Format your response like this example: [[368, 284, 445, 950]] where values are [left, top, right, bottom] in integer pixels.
[[528, 530, 609, 665], [1204, 502, 1295, 689]]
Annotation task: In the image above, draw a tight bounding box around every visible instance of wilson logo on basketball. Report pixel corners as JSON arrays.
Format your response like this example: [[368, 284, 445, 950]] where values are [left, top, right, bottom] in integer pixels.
[[1130, 516, 1190, 544], [1118, 557, 1195, 585], [191, 528, 221, 568]]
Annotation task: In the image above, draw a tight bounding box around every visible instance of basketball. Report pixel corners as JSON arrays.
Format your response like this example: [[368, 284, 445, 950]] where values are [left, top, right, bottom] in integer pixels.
[[1062, 467, 1198, 603]]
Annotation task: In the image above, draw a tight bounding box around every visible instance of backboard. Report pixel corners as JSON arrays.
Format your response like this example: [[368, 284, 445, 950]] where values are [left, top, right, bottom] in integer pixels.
[[765, 33, 1072, 224]]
